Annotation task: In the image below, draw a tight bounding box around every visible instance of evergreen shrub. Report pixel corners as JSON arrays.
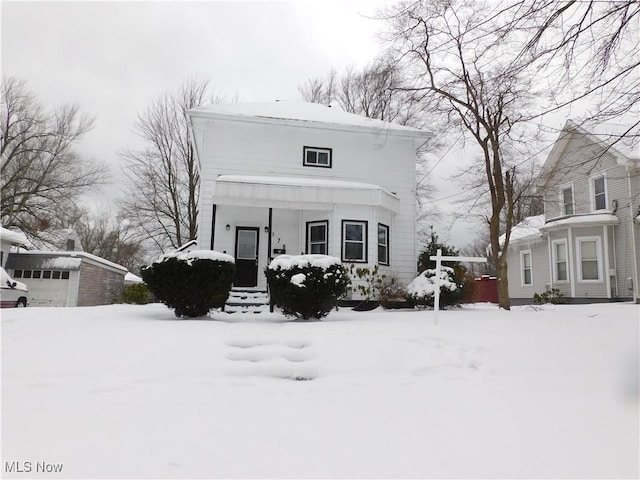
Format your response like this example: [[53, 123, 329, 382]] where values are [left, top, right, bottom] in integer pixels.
[[533, 288, 566, 305], [141, 250, 235, 318], [265, 254, 351, 320], [119, 282, 154, 304], [406, 266, 464, 309]]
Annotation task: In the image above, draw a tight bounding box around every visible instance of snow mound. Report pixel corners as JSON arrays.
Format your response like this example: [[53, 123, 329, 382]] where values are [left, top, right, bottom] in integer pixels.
[[407, 267, 458, 297], [159, 249, 234, 264], [269, 254, 341, 270]]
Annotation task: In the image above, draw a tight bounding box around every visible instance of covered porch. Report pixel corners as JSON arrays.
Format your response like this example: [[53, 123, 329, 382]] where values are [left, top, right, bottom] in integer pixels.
[[206, 175, 400, 290]]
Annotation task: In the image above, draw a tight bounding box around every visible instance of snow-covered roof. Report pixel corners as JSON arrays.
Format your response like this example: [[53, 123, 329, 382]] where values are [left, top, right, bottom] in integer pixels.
[[214, 175, 401, 213], [540, 212, 619, 232], [499, 215, 545, 246], [217, 175, 397, 194], [0, 226, 29, 246], [6, 250, 128, 273], [189, 101, 433, 138], [125, 272, 143, 284]]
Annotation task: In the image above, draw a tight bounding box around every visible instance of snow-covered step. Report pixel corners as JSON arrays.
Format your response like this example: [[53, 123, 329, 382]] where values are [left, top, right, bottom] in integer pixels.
[[224, 288, 270, 313]]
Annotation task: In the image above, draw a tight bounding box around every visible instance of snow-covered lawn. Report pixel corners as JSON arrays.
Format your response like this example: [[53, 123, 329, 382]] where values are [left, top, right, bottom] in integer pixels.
[[2, 302, 638, 479]]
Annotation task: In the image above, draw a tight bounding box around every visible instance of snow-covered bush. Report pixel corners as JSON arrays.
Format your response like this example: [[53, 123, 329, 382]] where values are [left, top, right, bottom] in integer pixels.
[[406, 266, 463, 309], [141, 250, 235, 318], [265, 255, 351, 320]]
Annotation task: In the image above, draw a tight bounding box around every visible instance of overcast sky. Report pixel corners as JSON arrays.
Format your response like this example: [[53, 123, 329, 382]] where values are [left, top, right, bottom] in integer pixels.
[[0, 1, 599, 248], [2, 0, 392, 162]]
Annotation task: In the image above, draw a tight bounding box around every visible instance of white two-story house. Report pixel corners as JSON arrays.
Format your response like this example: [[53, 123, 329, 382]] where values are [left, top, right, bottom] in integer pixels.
[[187, 102, 433, 293], [506, 120, 640, 304]]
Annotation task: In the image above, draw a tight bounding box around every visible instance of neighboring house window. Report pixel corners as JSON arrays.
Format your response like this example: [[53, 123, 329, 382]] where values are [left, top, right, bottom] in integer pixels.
[[552, 240, 568, 282], [592, 175, 607, 211], [303, 146, 332, 168], [342, 220, 367, 262], [378, 223, 389, 265], [13, 270, 22, 278], [306, 221, 328, 254], [561, 186, 574, 215], [577, 237, 601, 281], [520, 250, 532, 286]]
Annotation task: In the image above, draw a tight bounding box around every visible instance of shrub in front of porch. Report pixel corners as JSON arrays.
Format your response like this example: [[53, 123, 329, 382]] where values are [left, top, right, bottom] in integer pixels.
[[141, 250, 235, 318], [265, 255, 351, 320]]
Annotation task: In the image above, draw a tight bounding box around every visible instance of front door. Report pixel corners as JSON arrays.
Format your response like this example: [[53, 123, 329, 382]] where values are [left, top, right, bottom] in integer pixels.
[[234, 227, 260, 287]]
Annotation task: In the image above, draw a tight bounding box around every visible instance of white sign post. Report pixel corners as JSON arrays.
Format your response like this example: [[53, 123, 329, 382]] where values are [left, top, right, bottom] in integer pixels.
[[429, 248, 487, 324]]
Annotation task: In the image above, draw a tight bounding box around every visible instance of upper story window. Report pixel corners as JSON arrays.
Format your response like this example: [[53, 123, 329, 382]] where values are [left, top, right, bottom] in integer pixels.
[[561, 185, 574, 215], [303, 146, 332, 168], [591, 175, 607, 211]]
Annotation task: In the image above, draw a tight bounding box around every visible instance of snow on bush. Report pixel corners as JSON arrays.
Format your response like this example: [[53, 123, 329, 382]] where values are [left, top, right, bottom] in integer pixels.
[[265, 255, 350, 320], [407, 266, 462, 309], [141, 250, 236, 318]]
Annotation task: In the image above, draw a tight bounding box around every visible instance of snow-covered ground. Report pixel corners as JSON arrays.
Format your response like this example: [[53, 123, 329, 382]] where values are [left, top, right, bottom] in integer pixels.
[[2, 302, 638, 479]]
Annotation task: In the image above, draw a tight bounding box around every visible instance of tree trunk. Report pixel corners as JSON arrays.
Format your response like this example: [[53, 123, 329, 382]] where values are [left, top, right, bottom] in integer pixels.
[[497, 254, 511, 310]]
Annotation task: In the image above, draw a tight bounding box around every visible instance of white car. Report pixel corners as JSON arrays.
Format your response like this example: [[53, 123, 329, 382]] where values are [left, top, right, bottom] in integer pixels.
[[1, 266, 28, 308]]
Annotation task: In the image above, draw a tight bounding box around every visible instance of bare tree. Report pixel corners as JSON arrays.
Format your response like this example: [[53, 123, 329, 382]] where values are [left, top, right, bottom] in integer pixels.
[[382, 0, 546, 309], [299, 58, 425, 128], [516, 0, 639, 136], [63, 206, 147, 272], [121, 78, 222, 251], [1, 77, 107, 238]]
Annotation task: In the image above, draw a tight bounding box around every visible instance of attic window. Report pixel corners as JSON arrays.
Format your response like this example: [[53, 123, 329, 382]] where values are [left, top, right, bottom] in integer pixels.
[[303, 146, 332, 168]]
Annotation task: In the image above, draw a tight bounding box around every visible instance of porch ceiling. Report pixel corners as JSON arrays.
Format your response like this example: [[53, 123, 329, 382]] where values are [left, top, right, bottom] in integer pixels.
[[212, 175, 401, 213]]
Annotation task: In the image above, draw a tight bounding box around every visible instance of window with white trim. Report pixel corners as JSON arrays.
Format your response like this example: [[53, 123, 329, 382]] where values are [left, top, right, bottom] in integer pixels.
[[303, 146, 332, 168], [552, 240, 568, 282], [561, 186, 574, 215], [342, 220, 367, 263], [520, 250, 532, 286], [592, 175, 607, 211], [577, 237, 602, 281], [377, 223, 389, 265], [306, 221, 328, 254]]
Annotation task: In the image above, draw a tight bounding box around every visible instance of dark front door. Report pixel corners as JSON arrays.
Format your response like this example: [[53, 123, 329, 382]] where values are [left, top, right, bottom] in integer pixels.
[[234, 227, 260, 287]]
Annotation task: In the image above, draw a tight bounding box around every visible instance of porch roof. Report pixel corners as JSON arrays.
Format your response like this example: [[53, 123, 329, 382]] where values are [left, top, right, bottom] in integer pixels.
[[212, 175, 401, 213], [539, 212, 620, 232]]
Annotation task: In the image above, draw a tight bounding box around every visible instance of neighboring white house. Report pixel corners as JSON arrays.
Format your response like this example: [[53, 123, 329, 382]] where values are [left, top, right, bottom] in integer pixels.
[[187, 102, 434, 294], [505, 120, 640, 304]]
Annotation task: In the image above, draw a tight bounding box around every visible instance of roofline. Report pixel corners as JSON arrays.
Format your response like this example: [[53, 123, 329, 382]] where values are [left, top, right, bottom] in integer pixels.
[[11, 250, 128, 272], [187, 109, 435, 142], [538, 119, 636, 188]]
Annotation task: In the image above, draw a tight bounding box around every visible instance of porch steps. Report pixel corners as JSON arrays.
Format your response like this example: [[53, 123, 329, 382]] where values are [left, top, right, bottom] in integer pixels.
[[225, 287, 270, 314]]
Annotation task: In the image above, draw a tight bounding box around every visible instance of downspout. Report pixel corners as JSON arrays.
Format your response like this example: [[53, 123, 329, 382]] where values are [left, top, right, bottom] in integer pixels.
[[627, 165, 640, 302], [567, 227, 576, 299]]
